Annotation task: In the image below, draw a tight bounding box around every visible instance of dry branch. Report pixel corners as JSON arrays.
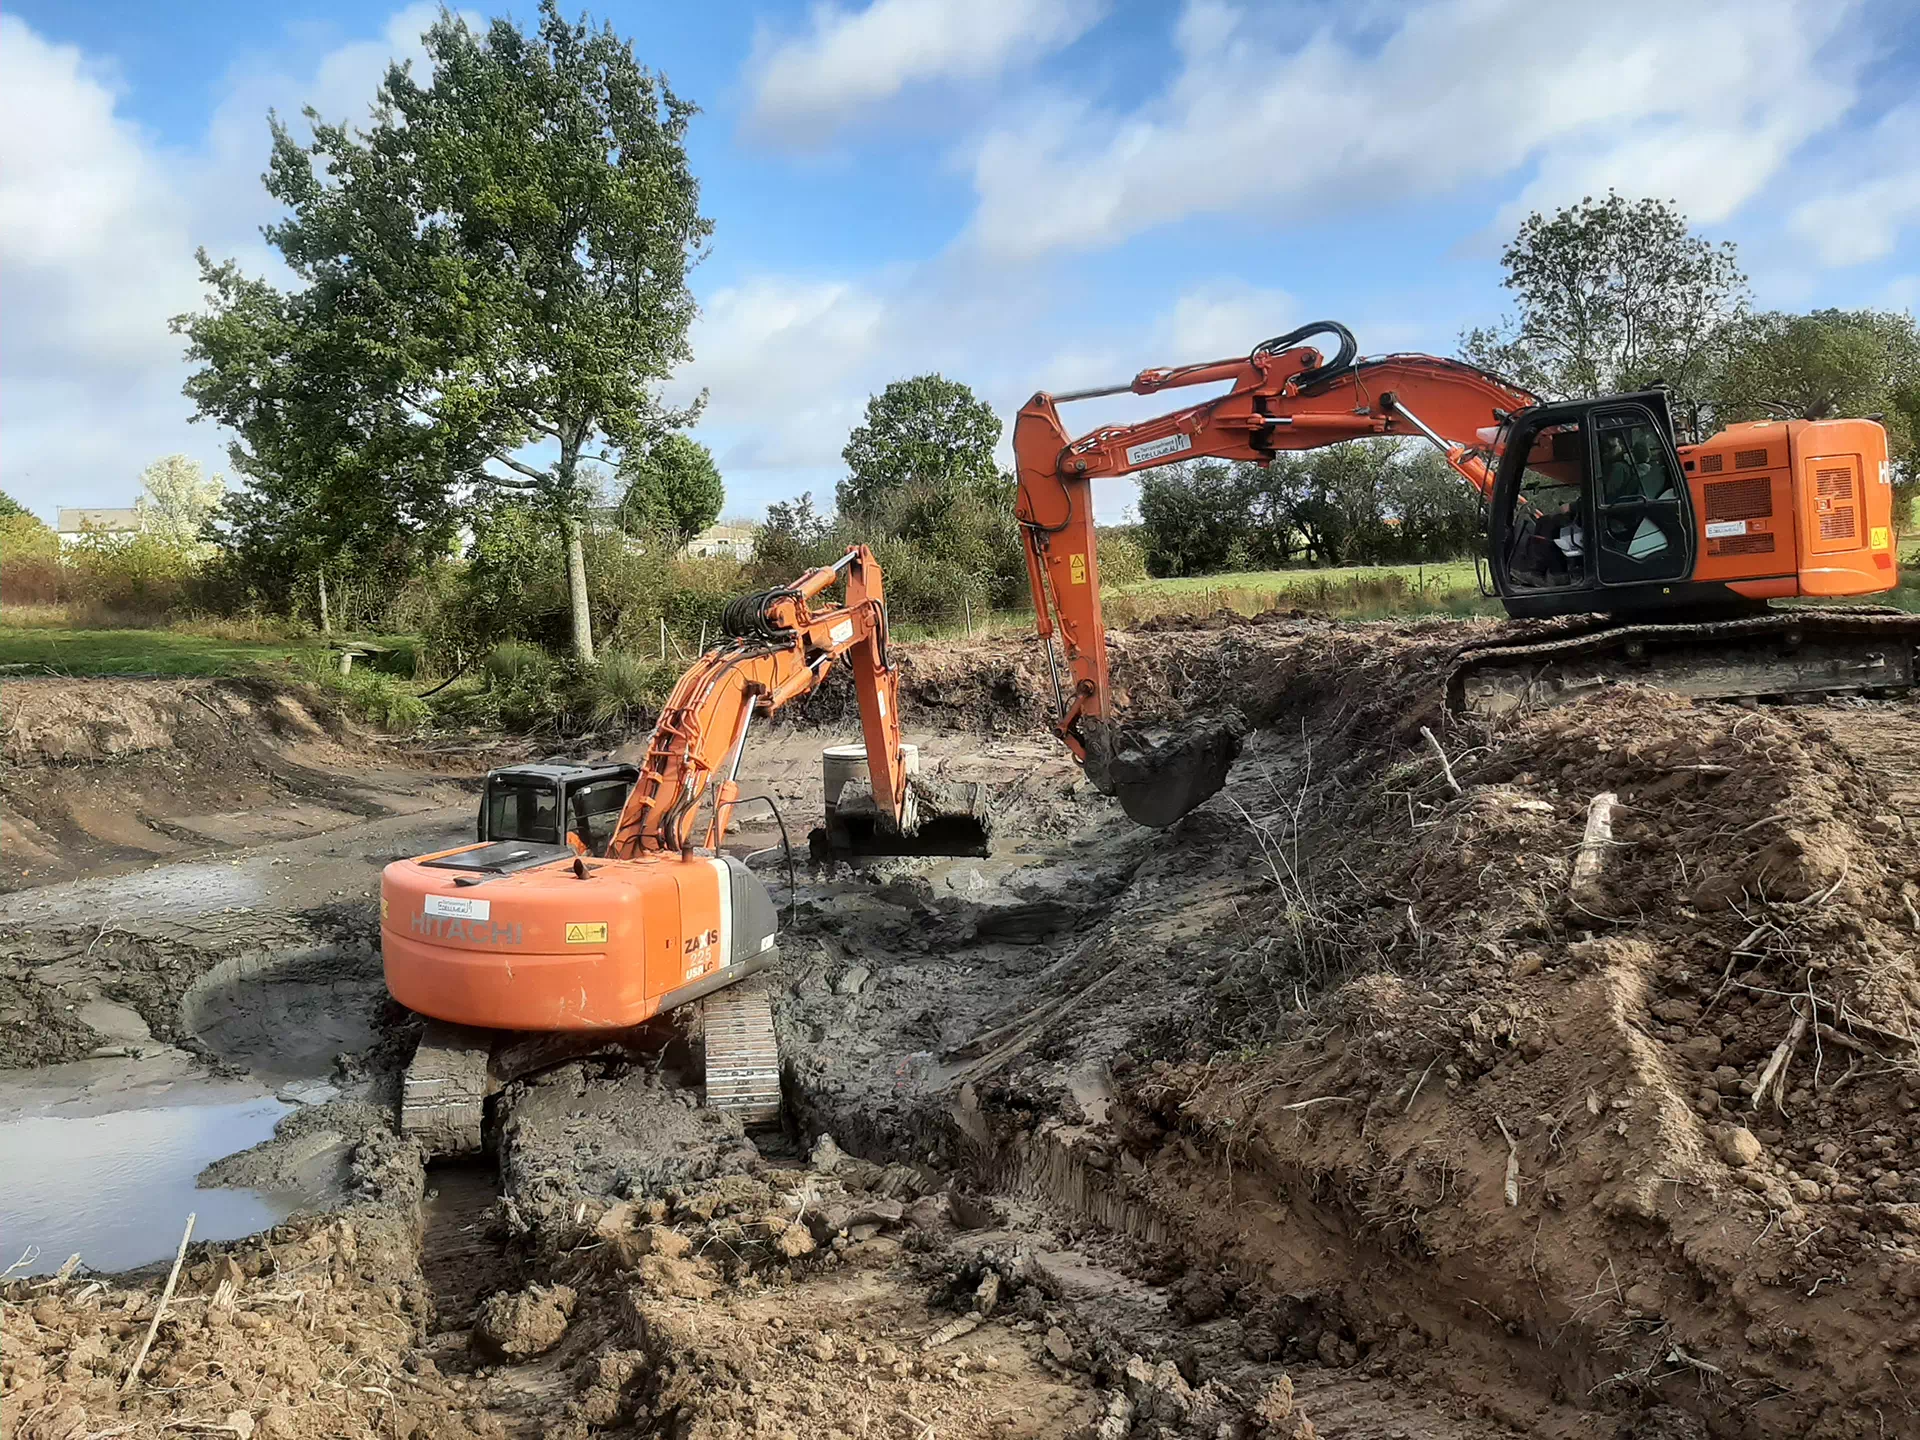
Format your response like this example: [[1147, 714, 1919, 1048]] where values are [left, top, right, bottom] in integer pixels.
[[123, 1213, 195, 1393], [1568, 793, 1619, 911], [1752, 1012, 1808, 1112], [1418, 726, 1462, 796], [1496, 1116, 1520, 1206]]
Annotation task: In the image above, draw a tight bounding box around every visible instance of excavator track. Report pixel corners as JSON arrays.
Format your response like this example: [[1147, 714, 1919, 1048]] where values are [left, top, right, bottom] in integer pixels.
[[702, 982, 782, 1125], [401, 1020, 496, 1159], [1448, 609, 1920, 716]]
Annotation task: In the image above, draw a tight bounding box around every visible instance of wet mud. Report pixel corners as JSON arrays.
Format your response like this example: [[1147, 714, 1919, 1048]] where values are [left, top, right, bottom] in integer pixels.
[[7, 629, 1920, 1439]]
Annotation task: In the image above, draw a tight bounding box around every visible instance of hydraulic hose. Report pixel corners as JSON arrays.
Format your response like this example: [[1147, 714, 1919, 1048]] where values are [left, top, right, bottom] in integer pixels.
[[1253, 320, 1358, 389]]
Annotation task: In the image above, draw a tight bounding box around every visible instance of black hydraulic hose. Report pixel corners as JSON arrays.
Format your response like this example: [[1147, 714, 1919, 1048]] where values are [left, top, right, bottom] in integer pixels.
[[1253, 320, 1358, 388], [732, 793, 797, 931]]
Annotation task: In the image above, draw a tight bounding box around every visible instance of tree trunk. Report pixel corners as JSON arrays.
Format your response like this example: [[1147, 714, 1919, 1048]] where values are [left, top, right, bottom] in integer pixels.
[[317, 569, 331, 636], [560, 510, 595, 664]]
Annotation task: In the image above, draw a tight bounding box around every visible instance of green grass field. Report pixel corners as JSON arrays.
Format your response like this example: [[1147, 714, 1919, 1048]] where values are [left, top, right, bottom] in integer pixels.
[[0, 626, 320, 676], [1113, 558, 1479, 596]]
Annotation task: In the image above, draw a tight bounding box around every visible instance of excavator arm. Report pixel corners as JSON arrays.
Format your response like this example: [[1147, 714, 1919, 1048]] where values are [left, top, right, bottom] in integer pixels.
[[1013, 321, 1537, 822], [605, 545, 907, 858]]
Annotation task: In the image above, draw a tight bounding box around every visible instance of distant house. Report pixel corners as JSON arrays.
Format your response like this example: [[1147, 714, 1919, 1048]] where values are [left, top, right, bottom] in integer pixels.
[[56, 507, 146, 548], [681, 523, 759, 561]]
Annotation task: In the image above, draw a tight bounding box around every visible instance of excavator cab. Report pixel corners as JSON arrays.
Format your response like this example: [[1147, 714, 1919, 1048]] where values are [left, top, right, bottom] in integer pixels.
[[476, 762, 639, 856], [1488, 391, 1699, 616]]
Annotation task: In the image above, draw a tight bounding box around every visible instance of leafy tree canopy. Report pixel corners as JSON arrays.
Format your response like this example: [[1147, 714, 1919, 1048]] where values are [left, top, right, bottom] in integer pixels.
[[1461, 192, 1748, 430], [1710, 308, 1920, 470], [838, 374, 1003, 518], [617, 433, 724, 543], [134, 455, 226, 545], [175, 0, 712, 659]]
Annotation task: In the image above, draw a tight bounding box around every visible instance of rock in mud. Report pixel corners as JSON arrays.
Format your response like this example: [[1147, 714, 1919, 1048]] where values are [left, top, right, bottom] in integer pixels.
[[809, 1133, 848, 1173], [471, 1283, 577, 1360], [1043, 1326, 1074, 1364], [1254, 1373, 1295, 1426], [1122, 1354, 1194, 1422], [774, 1224, 817, 1258], [1715, 1124, 1764, 1168]]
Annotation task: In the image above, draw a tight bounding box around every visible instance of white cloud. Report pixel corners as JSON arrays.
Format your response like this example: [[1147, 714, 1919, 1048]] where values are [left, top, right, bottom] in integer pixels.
[[1165, 282, 1293, 359], [967, 0, 1862, 259], [1788, 103, 1920, 266], [0, 9, 459, 518], [677, 275, 893, 477], [745, 0, 1106, 142]]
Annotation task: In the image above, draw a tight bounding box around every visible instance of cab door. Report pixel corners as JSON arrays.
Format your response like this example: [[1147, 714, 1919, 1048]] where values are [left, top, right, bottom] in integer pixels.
[[1588, 398, 1692, 587]]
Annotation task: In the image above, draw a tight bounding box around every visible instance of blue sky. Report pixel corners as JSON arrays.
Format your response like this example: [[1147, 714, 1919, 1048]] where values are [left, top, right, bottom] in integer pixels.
[[6, 0, 1920, 528]]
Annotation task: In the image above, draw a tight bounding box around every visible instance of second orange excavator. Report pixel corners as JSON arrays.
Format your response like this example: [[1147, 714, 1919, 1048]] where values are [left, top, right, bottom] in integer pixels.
[[381, 546, 987, 1155], [1014, 321, 1915, 826]]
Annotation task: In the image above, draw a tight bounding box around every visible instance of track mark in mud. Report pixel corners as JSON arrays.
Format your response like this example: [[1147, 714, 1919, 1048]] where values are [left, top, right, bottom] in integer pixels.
[[1828, 696, 1920, 826], [422, 1160, 512, 1333]]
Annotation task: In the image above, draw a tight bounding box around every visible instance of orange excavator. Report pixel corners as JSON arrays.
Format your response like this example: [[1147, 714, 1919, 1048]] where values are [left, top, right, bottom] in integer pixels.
[[382, 547, 983, 1155], [1015, 321, 1913, 826]]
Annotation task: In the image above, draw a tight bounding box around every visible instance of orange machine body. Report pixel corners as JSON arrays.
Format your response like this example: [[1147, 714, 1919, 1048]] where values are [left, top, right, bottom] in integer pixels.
[[1011, 322, 1900, 764], [382, 848, 747, 1031], [381, 546, 902, 1036], [1681, 418, 1895, 599]]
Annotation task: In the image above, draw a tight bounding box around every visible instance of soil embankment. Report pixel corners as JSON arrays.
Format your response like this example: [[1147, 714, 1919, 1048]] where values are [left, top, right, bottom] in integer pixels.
[[6, 628, 1920, 1439]]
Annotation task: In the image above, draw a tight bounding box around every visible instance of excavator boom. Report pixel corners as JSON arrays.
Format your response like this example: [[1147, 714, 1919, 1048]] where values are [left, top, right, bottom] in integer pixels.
[[1015, 321, 1906, 826], [380, 547, 987, 1153]]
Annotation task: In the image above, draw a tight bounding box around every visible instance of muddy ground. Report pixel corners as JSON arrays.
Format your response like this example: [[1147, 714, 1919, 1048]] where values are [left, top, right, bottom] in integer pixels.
[[5, 621, 1920, 1439]]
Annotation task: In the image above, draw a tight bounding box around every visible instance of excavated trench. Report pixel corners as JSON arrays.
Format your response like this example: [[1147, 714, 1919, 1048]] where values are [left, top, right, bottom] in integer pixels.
[[11, 638, 1920, 1440]]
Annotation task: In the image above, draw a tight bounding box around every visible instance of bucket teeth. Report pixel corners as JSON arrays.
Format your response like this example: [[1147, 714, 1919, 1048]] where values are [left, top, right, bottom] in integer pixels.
[[703, 983, 782, 1125]]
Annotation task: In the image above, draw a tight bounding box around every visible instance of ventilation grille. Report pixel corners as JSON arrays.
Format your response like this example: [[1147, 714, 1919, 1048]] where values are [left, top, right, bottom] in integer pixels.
[[1704, 476, 1772, 521], [1816, 465, 1858, 542], [1820, 509, 1857, 541], [1698, 453, 1724, 473], [1734, 448, 1771, 469], [1716, 533, 1777, 556]]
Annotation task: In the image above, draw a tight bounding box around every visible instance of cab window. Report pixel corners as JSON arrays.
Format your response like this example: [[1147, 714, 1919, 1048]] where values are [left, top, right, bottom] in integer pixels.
[[486, 780, 559, 844], [1503, 420, 1590, 591], [1591, 409, 1686, 584], [568, 779, 629, 855]]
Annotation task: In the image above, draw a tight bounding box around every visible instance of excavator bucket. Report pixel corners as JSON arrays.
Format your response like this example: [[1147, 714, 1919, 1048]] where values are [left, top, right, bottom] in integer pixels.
[[813, 774, 993, 862], [1083, 720, 1243, 829]]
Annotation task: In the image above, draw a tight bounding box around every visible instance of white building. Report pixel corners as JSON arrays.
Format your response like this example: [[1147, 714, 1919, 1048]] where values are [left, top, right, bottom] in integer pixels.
[[680, 523, 759, 561], [55, 507, 146, 548]]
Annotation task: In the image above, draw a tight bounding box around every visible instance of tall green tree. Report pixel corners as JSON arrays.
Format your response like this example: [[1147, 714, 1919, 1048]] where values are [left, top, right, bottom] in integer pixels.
[[1461, 192, 1748, 434], [838, 374, 1003, 518], [176, 2, 712, 661], [616, 433, 724, 543], [1709, 308, 1920, 516]]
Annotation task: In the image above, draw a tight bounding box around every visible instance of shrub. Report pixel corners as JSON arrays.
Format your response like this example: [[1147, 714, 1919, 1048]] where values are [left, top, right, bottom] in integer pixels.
[[584, 650, 675, 732], [1094, 528, 1149, 586], [484, 640, 551, 685], [292, 652, 431, 733]]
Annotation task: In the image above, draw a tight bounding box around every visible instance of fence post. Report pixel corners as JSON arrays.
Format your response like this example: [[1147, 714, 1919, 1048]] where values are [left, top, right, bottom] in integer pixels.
[[697, 620, 707, 653], [963, 595, 972, 637], [659, 617, 667, 660]]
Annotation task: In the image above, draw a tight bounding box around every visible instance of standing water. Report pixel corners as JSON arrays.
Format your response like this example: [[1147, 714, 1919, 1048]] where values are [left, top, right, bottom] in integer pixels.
[[0, 1068, 305, 1275]]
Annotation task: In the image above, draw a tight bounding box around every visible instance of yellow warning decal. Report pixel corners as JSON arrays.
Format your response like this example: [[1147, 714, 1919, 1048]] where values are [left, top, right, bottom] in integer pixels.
[[1871, 526, 1890, 549], [380, 896, 389, 921], [1068, 553, 1087, 585], [565, 922, 609, 945]]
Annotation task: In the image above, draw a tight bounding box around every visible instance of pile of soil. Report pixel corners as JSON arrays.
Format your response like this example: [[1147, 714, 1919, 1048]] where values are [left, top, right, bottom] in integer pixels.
[[10, 617, 1920, 1439], [0, 676, 487, 891]]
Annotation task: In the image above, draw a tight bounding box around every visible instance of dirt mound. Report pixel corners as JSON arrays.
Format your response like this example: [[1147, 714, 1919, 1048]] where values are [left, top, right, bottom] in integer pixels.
[[923, 620, 1920, 1437], [0, 676, 484, 891]]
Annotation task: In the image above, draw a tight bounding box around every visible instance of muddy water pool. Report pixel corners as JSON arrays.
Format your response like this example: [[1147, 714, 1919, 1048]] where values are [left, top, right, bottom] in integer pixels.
[[0, 1065, 309, 1275]]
